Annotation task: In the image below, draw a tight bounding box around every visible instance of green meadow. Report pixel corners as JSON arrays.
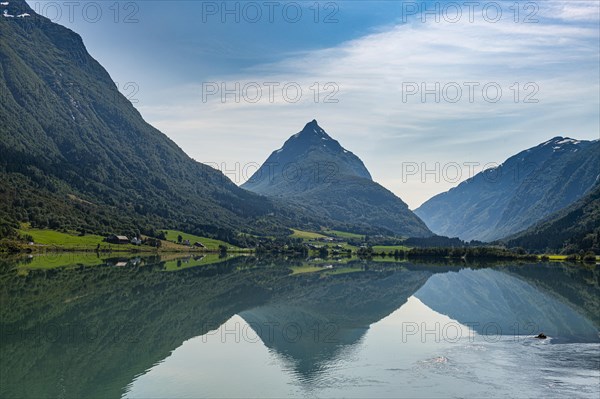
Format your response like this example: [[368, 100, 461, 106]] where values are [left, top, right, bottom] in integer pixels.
[[18, 228, 106, 247], [372, 245, 411, 253], [322, 229, 365, 240], [163, 230, 242, 251], [14, 226, 244, 253], [289, 229, 329, 240]]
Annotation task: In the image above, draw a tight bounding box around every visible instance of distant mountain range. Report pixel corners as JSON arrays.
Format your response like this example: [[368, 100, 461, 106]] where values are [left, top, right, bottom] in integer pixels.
[[242, 120, 432, 237], [415, 137, 600, 242]]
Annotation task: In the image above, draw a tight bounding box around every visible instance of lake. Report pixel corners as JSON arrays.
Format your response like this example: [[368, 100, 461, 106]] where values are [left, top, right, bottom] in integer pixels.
[[1, 255, 598, 398]]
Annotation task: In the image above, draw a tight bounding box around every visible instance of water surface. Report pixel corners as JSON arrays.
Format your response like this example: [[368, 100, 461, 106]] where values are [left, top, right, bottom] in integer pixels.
[[1, 255, 598, 398]]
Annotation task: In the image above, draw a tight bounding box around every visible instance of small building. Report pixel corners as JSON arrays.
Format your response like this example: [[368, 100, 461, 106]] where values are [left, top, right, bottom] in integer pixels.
[[106, 235, 130, 245], [131, 237, 142, 246]]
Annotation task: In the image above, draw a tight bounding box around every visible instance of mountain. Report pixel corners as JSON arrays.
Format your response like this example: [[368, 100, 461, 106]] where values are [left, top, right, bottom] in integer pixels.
[[242, 120, 432, 237], [415, 137, 600, 242], [504, 183, 600, 253], [0, 1, 291, 240]]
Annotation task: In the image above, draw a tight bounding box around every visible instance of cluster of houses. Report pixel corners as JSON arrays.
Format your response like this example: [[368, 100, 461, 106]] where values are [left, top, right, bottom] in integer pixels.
[[105, 234, 205, 248], [105, 235, 142, 246], [316, 236, 342, 243], [306, 243, 346, 251]]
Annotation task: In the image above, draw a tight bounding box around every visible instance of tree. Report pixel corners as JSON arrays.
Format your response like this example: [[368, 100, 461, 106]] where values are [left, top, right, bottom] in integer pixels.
[[219, 244, 228, 254], [318, 247, 329, 259], [157, 231, 167, 240], [177, 235, 183, 244]]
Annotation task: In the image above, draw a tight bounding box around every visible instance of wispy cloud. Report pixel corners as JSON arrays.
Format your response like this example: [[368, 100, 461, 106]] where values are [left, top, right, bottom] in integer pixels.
[[141, 0, 600, 208], [541, 0, 600, 21]]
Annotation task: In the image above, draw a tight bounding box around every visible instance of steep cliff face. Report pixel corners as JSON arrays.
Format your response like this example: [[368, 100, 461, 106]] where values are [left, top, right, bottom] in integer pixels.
[[0, 1, 282, 236]]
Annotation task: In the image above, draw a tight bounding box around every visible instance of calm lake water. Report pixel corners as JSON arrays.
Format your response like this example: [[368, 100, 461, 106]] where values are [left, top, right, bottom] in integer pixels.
[[1, 255, 598, 398]]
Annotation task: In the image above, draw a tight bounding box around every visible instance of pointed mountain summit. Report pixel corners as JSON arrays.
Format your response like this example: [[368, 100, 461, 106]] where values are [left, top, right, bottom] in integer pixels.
[[242, 121, 432, 237], [245, 120, 372, 195]]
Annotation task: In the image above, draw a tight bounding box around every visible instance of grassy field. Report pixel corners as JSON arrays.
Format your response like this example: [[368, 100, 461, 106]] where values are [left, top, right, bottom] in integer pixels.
[[16, 226, 242, 253], [18, 227, 151, 252], [163, 230, 242, 251], [19, 228, 105, 247], [289, 229, 329, 240], [322, 229, 364, 240], [372, 245, 411, 253], [335, 243, 359, 251]]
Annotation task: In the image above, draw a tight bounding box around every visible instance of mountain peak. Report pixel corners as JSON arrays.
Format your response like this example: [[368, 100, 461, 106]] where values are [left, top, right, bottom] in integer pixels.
[[243, 121, 374, 194], [272, 121, 372, 180], [283, 120, 351, 159], [293, 119, 331, 140], [242, 121, 432, 237], [541, 136, 583, 147]]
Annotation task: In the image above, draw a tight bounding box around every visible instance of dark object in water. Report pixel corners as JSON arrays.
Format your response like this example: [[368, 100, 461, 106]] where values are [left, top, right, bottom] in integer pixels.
[[535, 333, 547, 339]]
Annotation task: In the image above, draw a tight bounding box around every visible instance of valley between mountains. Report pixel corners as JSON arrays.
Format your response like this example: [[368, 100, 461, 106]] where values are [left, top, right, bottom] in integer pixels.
[[1, 0, 598, 258]]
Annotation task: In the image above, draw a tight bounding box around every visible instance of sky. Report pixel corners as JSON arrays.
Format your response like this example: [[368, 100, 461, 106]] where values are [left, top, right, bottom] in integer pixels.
[[25, 0, 600, 208]]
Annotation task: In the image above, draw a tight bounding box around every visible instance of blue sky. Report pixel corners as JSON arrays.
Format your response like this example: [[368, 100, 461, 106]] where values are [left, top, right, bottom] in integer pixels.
[[26, 0, 600, 208]]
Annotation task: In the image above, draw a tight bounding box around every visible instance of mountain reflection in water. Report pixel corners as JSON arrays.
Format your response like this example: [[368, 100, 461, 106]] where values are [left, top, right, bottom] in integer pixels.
[[0, 256, 598, 398]]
